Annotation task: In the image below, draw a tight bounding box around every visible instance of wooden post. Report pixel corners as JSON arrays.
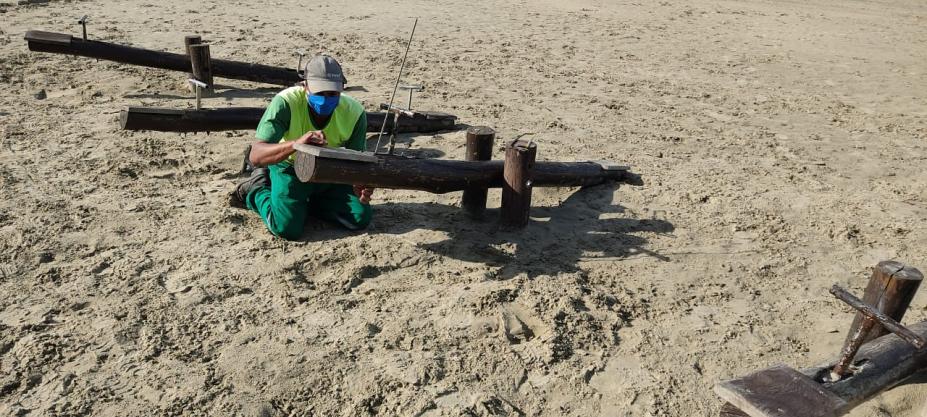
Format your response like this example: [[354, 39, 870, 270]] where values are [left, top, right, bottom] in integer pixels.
[[844, 261, 923, 346], [183, 35, 201, 57], [500, 139, 537, 229], [461, 126, 495, 218], [183, 35, 201, 83], [188, 43, 214, 95]]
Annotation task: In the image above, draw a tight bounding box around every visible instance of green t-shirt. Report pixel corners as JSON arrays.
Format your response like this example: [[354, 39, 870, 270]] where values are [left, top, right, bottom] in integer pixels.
[[255, 95, 367, 151]]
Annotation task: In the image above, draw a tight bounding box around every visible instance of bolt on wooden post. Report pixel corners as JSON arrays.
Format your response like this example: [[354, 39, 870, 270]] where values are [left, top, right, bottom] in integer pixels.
[[843, 260, 923, 346], [461, 126, 495, 218], [500, 139, 537, 229], [188, 43, 214, 95]]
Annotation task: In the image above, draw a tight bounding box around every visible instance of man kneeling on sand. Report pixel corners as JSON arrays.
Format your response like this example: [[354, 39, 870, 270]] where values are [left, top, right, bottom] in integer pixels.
[[229, 55, 374, 240]]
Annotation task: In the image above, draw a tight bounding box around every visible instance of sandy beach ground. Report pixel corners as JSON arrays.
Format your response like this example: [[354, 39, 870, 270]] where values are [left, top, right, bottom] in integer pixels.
[[1, 0, 926, 415]]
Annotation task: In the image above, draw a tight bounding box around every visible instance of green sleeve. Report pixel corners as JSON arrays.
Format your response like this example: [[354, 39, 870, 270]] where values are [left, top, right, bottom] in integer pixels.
[[346, 111, 368, 152], [255, 95, 291, 143]]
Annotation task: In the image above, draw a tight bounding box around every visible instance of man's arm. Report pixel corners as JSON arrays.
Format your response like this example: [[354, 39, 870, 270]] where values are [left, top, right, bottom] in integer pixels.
[[248, 95, 325, 167], [249, 134, 325, 167]]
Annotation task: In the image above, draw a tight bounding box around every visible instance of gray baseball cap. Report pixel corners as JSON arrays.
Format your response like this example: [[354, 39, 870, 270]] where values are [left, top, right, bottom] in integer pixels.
[[304, 54, 346, 92]]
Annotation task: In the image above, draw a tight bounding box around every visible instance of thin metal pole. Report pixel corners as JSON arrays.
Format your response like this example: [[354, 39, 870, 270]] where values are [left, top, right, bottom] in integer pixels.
[[375, 18, 418, 154]]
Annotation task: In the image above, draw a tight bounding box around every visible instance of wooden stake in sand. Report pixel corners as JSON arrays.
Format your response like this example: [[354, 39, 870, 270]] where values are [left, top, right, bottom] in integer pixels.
[[500, 139, 537, 229], [462, 126, 495, 218], [183, 35, 201, 80], [844, 260, 923, 345], [188, 43, 214, 95]]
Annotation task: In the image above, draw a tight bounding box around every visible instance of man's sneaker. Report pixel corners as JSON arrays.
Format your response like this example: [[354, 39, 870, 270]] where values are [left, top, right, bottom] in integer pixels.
[[229, 167, 269, 208]]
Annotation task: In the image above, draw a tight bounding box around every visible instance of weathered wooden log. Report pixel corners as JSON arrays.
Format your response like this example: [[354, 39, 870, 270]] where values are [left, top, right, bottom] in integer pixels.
[[293, 151, 640, 194], [845, 261, 923, 345], [25, 30, 301, 86], [500, 139, 537, 229], [461, 126, 495, 218], [188, 43, 213, 94], [119, 107, 458, 134]]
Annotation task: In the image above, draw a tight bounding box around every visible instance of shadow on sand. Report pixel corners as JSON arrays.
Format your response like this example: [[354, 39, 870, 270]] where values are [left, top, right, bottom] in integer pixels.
[[301, 183, 673, 279]]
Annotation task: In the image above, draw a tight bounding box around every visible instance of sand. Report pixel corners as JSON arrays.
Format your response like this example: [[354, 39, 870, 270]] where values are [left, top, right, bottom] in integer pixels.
[[1, 0, 926, 415]]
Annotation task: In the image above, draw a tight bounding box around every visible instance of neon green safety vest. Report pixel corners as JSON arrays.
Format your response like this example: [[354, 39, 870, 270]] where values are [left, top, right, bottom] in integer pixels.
[[278, 86, 365, 164]]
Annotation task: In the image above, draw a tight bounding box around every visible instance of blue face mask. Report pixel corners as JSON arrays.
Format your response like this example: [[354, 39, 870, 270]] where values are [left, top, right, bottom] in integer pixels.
[[308, 94, 340, 116]]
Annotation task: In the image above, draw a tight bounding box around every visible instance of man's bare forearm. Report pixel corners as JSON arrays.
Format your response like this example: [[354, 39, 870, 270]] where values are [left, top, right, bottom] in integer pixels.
[[249, 141, 296, 167]]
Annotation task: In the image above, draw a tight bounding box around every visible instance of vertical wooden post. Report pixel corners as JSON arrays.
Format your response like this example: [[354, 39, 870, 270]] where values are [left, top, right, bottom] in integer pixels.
[[500, 139, 536, 229], [183, 35, 201, 83], [189, 43, 214, 95], [183, 35, 201, 56], [462, 126, 495, 218], [843, 261, 923, 345]]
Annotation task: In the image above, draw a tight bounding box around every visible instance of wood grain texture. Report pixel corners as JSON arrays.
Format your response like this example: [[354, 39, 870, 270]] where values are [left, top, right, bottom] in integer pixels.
[[714, 365, 847, 417]]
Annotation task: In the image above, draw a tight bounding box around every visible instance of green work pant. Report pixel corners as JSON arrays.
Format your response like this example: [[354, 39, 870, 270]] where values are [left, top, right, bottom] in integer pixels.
[[245, 163, 372, 240]]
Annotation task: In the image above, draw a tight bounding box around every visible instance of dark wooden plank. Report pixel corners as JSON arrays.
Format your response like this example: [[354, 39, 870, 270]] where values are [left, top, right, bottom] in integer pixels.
[[714, 365, 847, 417], [119, 107, 457, 134]]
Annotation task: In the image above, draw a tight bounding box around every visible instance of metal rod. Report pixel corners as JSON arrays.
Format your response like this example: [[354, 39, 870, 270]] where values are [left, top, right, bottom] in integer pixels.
[[375, 18, 418, 154], [830, 316, 877, 381], [831, 285, 927, 349]]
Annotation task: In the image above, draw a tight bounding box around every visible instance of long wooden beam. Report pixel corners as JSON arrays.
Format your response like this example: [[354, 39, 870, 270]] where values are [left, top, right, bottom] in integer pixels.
[[119, 107, 458, 133], [293, 151, 641, 194], [25, 30, 301, 86]]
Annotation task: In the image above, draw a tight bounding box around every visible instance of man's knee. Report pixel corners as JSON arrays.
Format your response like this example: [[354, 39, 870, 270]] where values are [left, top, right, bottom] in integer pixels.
[[267, 218, 304, 240]]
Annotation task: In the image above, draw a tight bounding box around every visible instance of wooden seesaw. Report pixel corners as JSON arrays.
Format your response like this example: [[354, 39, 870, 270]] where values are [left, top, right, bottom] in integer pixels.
[[715, 261, 925, 417], [25, 29, 302, 86], [291, 126, 641, 229], [119, 106, 458, 134], [25, 27, 461, 134]]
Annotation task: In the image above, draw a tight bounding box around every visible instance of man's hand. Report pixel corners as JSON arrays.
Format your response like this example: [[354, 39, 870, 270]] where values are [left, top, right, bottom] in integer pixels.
[[353, 185, 375, 205], [295, 130, 327, 147]]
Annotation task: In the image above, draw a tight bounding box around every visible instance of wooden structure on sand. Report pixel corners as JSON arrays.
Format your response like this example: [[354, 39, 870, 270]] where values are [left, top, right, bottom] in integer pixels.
[[293, 126, 641, 229], [119, 106, 457, 134], [25, 30, 302, 86], [716, 261, 926, 417]]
